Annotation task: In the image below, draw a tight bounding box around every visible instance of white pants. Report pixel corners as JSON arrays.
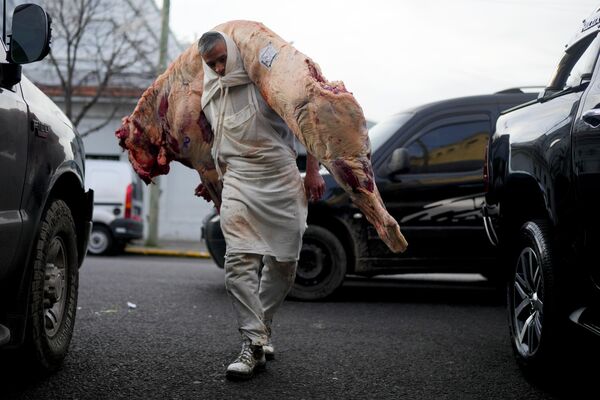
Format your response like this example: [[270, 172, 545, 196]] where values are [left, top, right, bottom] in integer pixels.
[[224, 252, 297, 345]]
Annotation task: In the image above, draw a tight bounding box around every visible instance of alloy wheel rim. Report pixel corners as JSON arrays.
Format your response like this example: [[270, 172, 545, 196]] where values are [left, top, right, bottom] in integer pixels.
[[43, 236, 68, 338], [89, 230, 109, 253], [512, 247, 544, 357]]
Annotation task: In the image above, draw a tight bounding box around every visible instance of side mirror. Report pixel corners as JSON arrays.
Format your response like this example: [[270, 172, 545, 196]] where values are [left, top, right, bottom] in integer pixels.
[[9, 4, 51, 64], [387, 148, 410, 175]]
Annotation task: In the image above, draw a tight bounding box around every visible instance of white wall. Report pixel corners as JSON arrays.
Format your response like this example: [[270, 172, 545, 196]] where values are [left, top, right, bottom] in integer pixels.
[[156, 163, 215, 241]]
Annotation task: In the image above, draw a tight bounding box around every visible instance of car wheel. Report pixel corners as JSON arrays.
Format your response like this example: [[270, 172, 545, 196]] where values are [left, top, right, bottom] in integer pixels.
[[88, 225, 113, 256], [203, 212, 225, 269], [289, 225, 347, 301], [508, 220, 565, 375], [27, 199, 79, 372]]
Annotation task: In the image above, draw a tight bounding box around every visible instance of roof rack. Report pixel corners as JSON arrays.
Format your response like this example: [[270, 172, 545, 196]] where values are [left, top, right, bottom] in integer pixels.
[[495, 86, 544, 94]]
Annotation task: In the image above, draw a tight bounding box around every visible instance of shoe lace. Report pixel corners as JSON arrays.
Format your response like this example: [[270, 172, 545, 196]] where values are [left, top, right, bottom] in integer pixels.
[[235, 341, 255, 365], [265, 324, 272, 346]]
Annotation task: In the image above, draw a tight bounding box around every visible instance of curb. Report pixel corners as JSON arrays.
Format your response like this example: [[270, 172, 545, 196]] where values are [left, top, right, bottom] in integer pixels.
[[125, 247, 211, 259]]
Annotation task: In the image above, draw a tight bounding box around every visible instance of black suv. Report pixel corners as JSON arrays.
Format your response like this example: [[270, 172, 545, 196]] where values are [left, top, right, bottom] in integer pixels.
[[484, 8, 600, 375], [0, 4, 93, 371], [203, 89, 536, 300]]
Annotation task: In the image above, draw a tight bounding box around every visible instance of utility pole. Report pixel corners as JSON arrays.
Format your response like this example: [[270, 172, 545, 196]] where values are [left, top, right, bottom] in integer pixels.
[[146, 0, 170, 246]]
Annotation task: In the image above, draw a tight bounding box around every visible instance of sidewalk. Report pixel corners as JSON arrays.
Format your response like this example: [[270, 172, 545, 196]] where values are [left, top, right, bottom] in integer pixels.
[[125, 239, 211, 259]]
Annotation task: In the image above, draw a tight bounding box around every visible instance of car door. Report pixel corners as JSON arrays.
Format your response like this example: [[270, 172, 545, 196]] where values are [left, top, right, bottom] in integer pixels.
[[0, 41, 29, 273], [375, 113, 492, 262], [570, 35, 600, 285], [508, 31, 600, 285]]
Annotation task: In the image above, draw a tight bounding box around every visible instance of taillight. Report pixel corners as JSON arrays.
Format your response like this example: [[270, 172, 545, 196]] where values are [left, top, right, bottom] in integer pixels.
[[125, 183, 133, 219]]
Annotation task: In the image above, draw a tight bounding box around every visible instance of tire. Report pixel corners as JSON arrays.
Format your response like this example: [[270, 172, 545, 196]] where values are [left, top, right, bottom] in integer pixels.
[[203, 212, 226, 269], [507, 220, 566, 376], [288, 225, 347, 301], [87, 225, 114, 256], [26, 199, 79, 372]]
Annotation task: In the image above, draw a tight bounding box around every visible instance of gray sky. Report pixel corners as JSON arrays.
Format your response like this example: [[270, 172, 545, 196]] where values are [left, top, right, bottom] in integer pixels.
[[161, 0, 599, 121]]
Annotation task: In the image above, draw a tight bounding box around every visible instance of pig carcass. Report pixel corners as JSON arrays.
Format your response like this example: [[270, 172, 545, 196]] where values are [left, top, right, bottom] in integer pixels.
[[116, 20, 408, 253]]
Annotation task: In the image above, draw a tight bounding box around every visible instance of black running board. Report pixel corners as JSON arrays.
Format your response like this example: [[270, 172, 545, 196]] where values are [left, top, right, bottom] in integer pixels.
[[570, 307, 600, 336], [0, 323, 10, 347]]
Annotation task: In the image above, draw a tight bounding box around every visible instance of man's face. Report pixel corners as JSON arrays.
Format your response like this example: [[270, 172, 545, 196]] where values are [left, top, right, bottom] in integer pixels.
[[202, 40, 227, 77]]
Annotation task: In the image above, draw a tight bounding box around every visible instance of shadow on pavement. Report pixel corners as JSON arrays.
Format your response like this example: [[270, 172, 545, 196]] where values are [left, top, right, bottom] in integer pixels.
[[319, 275, 599, 399], [317, 274, 506, 306], [519, 339, 599, 399], [0, 349, 56, 397]]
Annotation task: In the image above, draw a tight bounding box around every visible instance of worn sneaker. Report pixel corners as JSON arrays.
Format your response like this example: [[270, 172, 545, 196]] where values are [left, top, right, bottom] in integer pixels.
[[226, 340, 266, 380], [263, 337, 275, 360]]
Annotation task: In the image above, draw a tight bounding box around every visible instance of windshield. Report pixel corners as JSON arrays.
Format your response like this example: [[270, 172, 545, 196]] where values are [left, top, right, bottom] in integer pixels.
[[368, 112, 413, 152]]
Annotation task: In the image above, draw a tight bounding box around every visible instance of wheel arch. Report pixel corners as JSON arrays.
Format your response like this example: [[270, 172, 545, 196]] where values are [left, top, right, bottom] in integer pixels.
[[3, 188, 85, 350], [46, 171, 92, 267], [500, 173, 555, 235]]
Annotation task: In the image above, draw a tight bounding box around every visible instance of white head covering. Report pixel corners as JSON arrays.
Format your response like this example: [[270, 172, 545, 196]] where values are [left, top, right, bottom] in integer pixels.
[[200, 32, 253, 179], [200, 32, 251, 109]]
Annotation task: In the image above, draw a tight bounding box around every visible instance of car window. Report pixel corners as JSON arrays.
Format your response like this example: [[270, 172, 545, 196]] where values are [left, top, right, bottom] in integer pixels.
[[0, 38, 6, 62], [406, 120, 490, 174], [549, 33, 600, 91], [369, 112, 413, 152], [565, 34, 600, 89]]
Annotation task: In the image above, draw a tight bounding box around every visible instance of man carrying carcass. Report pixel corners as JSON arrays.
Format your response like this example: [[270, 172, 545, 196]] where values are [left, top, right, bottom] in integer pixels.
[[198, 31, 325, 380]]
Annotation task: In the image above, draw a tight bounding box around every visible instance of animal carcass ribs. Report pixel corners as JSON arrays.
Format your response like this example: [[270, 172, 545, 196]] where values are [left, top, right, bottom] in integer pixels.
[[116, 20, 407, 252]]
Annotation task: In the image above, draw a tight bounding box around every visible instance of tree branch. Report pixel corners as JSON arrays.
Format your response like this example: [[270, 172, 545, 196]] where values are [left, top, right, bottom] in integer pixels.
[[39, 0, 167, 133], [79, 102, 123, 137]]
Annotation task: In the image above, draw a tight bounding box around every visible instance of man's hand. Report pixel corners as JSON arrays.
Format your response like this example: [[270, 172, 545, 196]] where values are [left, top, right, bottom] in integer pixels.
[[304, 153, 326, 202], [194, 183, 212, 202]]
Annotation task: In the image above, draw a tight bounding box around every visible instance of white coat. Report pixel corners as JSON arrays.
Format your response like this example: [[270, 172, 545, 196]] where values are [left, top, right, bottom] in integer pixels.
[[202, 33, 307, 262]]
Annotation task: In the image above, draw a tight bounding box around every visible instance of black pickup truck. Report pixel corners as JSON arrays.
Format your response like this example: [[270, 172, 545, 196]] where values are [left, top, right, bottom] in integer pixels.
[[0, 4, 93, 371], [483, 8, 600, 375], [203, 89, 537, 300]]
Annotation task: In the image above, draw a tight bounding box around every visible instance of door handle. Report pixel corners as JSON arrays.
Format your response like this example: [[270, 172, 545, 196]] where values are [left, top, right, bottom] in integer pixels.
[[582, 108, 600, 128]]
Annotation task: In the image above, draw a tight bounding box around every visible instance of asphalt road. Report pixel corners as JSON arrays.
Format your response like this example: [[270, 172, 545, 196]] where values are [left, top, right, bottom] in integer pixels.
[[2, 255, 595, 399]]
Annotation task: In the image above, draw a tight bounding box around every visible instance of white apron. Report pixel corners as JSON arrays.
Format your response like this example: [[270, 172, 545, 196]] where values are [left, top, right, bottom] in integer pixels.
[[205, 81, 308, 262]]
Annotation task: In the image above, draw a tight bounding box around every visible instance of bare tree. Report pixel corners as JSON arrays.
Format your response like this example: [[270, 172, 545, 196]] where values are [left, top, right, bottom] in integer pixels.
[[42, 0, 159, 136]]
